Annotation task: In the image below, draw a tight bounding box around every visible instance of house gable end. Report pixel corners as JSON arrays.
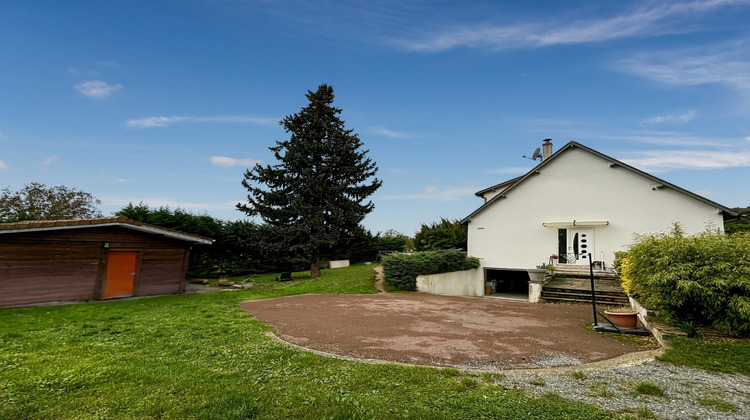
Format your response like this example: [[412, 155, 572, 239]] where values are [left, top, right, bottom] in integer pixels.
[[463, 141, 738, 224]]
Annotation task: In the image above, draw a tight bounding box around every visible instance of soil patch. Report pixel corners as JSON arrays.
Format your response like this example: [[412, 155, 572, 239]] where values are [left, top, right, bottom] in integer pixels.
[[241, 293, 654, 370]]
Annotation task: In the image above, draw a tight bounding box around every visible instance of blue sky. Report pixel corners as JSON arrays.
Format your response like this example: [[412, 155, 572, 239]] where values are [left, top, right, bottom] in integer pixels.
[[2, 0, 750, 235]]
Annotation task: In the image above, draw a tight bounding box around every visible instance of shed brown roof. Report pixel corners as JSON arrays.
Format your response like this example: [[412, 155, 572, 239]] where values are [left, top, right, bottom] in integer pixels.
[[0, 216, 213, 244]]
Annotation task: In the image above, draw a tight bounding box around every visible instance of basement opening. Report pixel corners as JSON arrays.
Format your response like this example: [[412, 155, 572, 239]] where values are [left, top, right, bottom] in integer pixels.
[[483, 268, 529, 301]]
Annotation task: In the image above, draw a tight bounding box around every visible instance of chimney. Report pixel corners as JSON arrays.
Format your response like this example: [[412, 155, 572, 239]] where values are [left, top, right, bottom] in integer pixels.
[[542, 139, 553, 161]]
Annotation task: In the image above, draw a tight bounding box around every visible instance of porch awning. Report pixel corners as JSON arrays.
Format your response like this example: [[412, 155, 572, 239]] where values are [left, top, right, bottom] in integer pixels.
[[542, 220, 609, 228]]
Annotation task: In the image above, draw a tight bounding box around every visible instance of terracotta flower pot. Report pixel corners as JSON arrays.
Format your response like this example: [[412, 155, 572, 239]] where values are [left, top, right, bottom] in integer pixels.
[[604, 311, 638, 329]]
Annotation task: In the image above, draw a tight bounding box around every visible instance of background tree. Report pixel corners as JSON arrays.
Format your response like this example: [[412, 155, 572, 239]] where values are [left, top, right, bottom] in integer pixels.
[[238, 84, 382, 277], [117, 202, 305, 277], [374, 229, 412, 253], [726, 205, 750, 235], [413, 218, 468, 251], [0, 182, 102, 222]]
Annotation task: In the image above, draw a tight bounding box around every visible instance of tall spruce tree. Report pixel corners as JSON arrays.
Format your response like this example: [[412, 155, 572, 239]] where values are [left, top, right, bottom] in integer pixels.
[[237, 84, 382, 277]]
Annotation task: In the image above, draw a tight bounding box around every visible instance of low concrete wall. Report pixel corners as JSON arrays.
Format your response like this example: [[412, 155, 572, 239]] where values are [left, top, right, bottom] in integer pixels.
[[329, 260, 350, 269], [416, 268, 483, 297], [629, 296, 686, 346], [527, 269, 547, 303]]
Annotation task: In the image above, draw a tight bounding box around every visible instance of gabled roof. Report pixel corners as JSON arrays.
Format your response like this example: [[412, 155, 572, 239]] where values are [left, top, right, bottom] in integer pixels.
[[474, 176, 523, 198], [0, 216, 214, 245], [462, 141, 739, 223]]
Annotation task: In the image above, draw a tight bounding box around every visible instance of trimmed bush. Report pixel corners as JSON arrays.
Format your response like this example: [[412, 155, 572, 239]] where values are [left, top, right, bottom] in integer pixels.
[[382, 249, 480, 291], [618, 229, 750, 336], [413, 218, 467, 251]]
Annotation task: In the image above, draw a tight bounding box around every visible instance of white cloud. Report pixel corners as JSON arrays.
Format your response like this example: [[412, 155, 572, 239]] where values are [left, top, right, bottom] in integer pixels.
[[104, 197, 238, 211], [381, 184, 478, 202], [0, 159, 7, 169], [127, 115, 276, 128], [392, 0, 748, 51], [615, 41, 750, 96], [388, 168, 405, 174], [622, 150, 750, 171], [369, 126, 416, 139], [43, 156, 59, 165], [210, 156, 261, 167], [600, 132, 730, 147], [641, 110, 697, 126], [0, 130, 7, 140], [74, 80, 123, 98]]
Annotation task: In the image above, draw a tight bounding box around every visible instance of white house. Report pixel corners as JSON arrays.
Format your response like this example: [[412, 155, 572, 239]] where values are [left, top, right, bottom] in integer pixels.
[[417, 140, 737, 300]]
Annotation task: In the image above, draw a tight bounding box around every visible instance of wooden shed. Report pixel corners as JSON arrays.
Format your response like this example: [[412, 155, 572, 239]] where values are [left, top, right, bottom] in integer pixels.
[[0, 216, 213, 307]]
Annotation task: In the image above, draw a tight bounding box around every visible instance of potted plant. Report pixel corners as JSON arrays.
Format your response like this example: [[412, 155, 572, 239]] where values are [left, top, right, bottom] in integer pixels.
[[603, 307, 639, 329], [527, 268, 547, 282]]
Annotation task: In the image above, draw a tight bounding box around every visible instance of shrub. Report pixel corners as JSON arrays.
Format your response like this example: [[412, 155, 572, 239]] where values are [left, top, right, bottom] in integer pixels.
[[634, 382, 665, 397], [614, 254, 635, 295], [620, 228, 750, 336], [413, 218, 467, 251], [382, 249, 480, 291]]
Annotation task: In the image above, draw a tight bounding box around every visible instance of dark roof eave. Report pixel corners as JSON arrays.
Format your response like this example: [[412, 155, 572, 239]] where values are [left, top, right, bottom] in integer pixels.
[[474, 176, 523, 197]]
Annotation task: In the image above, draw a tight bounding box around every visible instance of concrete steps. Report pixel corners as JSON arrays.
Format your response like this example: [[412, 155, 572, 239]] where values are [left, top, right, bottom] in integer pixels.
[[541, 287, 629, 305], [552, 266, 619, 280], [542, 267, 629, 305]]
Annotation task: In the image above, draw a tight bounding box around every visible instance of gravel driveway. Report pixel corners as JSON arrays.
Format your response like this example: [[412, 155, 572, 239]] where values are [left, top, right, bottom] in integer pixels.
[[504, 361, 749, 420], [241, 293, 653, 370], [242, 293, 748, 419]]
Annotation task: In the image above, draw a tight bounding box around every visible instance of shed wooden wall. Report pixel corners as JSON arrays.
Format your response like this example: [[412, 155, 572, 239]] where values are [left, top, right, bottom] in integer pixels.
[[0, 227, 191, 307]]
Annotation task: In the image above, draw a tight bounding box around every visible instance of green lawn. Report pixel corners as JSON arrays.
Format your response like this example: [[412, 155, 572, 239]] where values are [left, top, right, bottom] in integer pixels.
[[657, 336, 750, 374], [0, 264, 612, 419]]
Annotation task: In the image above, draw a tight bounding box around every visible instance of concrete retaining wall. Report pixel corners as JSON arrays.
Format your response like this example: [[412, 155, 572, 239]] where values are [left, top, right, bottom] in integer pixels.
[[416, 268, 483, 297], [329, 260, 350, 269]]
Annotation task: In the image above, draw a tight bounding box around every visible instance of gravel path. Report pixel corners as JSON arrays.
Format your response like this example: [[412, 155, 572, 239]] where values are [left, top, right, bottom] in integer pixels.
[[503, 361, 749, 419]]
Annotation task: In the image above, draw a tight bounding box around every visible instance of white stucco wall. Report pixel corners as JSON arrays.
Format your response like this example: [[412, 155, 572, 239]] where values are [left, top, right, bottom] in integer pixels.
[[416, 268, 483, 296], [482, 189, 503, 202], [467, 146, 725, 271]]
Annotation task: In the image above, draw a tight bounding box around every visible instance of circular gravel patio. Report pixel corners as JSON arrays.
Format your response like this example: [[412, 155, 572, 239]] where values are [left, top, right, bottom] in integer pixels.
[[240, 293, 654, 370]]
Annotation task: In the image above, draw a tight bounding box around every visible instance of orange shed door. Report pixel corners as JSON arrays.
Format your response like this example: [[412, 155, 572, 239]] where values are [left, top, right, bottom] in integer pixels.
[[102, 252, 138, 299]]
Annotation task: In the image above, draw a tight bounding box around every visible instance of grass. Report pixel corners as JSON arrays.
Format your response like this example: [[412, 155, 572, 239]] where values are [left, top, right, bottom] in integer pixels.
[[696, 397, 738, 413], [587, 382, 615, 398], [0, 264, 614, 419], [633, 382, 665, 397], [657, 336, 750, 374], [530, 377, 546, 387], [582, 324, 658, 349], [571, 371, 588, 380], [619, 406, 656, 419]]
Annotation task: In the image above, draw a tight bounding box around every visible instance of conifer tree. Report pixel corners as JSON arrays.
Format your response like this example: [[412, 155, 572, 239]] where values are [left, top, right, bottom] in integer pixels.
[[238, 84, 382, 277]]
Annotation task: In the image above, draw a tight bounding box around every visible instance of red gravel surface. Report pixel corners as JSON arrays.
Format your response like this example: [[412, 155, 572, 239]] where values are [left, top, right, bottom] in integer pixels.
[[241, 293, 650, 370]]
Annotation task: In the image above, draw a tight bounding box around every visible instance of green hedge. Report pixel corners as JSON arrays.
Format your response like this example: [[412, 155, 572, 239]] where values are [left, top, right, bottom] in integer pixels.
[[382, 249, 480, 291], [617, 229, 750, 336]]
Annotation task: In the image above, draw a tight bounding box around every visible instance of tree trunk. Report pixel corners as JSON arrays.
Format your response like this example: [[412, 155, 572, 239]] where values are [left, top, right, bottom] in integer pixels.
[[310, 262, 321, 278]]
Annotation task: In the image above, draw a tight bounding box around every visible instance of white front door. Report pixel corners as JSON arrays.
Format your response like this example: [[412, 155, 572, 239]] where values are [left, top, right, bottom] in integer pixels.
[[560, 228, 594, 265]]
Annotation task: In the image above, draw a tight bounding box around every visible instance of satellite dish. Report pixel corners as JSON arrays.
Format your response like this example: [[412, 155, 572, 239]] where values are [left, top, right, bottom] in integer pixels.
[[531, 148, 541, 160]]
